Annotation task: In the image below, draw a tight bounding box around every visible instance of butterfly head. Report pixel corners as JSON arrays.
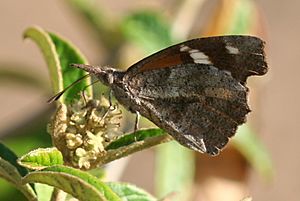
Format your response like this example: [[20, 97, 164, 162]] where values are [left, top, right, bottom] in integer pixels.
[[71, 64, 117, 86]]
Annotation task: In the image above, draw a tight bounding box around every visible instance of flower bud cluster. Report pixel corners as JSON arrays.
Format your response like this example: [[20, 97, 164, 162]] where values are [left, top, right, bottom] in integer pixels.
[[49, 96, 122, 169]]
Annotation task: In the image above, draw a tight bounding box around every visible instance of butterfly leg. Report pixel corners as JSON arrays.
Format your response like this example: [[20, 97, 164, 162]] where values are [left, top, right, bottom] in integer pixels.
[[99, 90, 114, 122], [108, 90, 113, 107], [81, 79, 100, 106], [80, 90, 87, 106], [133, 111, 140, 141]]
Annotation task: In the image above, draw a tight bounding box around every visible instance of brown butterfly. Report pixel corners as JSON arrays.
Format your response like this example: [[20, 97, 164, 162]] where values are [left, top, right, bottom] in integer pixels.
[[53, 35, 268, 155]]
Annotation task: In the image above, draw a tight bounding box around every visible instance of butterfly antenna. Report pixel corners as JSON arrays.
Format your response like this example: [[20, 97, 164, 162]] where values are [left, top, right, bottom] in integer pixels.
[[47, 73, 90, 103], [82, 79, 100, 92]]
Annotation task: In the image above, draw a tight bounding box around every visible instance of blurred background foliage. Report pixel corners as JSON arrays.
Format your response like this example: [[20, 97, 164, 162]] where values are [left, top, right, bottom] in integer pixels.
[[0, 0, 272, 200]]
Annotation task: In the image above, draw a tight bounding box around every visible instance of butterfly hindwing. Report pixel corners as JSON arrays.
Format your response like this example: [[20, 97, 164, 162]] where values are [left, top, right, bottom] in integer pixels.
[[125, 63, 250, 155]]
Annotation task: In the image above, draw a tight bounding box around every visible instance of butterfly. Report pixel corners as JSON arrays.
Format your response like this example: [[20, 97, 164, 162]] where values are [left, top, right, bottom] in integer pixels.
[[67, 35, 267, 155]]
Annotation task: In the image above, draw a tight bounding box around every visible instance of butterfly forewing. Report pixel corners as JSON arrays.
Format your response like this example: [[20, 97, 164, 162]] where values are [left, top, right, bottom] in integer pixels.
[[126, 35, 267, 83]]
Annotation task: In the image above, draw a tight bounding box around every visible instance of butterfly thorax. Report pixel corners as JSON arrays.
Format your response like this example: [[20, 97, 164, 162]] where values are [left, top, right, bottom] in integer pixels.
[[110, 73, 145, 114]]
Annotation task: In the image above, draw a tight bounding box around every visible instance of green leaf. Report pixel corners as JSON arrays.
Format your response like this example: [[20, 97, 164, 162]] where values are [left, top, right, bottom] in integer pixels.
[[107, 182, 157, 201], [95, 129, 171, 166], [18, 148, 63, 170], [232, 125, 274, 180], [106, 128, 167, 150], [23, 26, 62, 95], [155, 142, 194, 201], [23, 26, 92, 103], [22, 165, 120, 201], [0, 157, 37, 201], [0, 142, 28, 177], [34, 183, 53, 201], [88, 168, 106, 179], [121, 11, 173, 54], [48, 32, 92, 102]]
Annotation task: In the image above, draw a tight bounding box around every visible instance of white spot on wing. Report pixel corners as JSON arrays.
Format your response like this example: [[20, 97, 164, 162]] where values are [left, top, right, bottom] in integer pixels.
[[180, 45, 212, 64], [226, 45, 240, 54], [190, 52, 212, 64], [190, 52, 208, 60], [180, 45, 191, 52]]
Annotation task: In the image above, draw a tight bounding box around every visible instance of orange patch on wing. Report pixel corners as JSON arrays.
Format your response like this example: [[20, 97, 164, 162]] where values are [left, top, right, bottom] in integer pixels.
[[138, 54, 182, 72]]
